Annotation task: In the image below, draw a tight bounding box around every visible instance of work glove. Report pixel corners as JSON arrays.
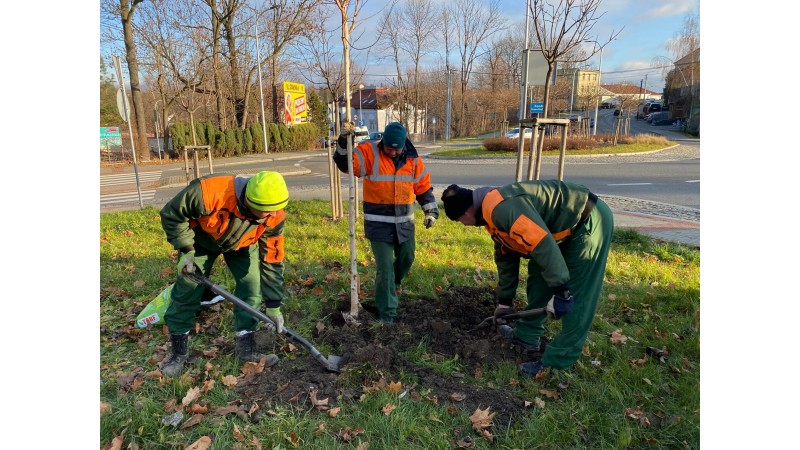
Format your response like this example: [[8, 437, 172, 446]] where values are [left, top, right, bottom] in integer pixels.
[[493, 304, 513, 325], [177, 250, 196, 274], [336, 121, 355, 155], [265, 307, 285, 333], [424, 213, 437, 229], [546, 289, 574, 320]]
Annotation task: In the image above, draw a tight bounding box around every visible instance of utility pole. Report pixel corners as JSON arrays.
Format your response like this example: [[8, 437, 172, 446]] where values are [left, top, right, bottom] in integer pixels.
[[445, 68, 452, 141], [515, 0, 532, 181]]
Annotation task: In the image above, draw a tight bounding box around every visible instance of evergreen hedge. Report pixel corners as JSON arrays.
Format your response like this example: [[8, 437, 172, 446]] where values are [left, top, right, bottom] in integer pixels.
[[169, 121, 319, 157]]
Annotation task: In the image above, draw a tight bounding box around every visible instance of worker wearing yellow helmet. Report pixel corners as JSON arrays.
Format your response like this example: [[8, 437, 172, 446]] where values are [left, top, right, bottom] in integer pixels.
[[158, 171, 290, 377]]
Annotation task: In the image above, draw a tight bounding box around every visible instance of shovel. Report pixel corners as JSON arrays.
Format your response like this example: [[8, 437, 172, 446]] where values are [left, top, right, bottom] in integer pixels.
[[185, 272, 343, 373], [469, 307, 548, 333]]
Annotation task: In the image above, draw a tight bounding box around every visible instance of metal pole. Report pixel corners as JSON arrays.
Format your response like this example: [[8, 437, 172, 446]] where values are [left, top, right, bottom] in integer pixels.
[[254, 6, 270, 154], [358, 84, 364, 126], [569, 69, 577, 119], [445, 69, 452, 141], [515, 0, 531, 181], [593, 47, 603, 136]]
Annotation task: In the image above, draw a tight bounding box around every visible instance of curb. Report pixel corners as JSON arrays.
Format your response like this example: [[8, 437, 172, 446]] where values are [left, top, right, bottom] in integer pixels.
[[425, 143, 681, 160]]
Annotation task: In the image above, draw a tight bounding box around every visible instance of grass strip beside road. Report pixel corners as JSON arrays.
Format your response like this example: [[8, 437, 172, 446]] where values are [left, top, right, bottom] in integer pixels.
[[430, 142, 669, 157], [100, 201, 699, 449]]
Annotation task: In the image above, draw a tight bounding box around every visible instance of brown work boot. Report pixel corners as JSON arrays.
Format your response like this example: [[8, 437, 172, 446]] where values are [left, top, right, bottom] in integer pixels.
[[236, 332, 279, 367], [161, 333, 190, 377]]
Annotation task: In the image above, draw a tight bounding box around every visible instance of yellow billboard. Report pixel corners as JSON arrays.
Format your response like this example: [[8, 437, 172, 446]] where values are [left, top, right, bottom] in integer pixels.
[[282, 81, 307, 125]]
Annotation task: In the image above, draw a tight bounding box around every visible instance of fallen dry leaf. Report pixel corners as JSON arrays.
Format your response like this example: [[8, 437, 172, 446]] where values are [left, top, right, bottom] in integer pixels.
[[508, 378, 518, 385], [311, 287, 325, 296], [387, 381, 403, 394], [481, 429, 494, 443], [608, 293, 617, 301], [423, 395, 439, 405], [107, 435, 124, 450], [534, 397, 546, 408], [182, 387, 201, 407], [285, 432, 300, 448], [327, 407, 341, 417], [248, 402, 259, 416], [429, 413, 443, 424], [250, 436, 262, 450], [456, 436, 475, 448], [240, 360, 266, 376], [610, 329, 628, 345], [448, 392, 466, 402], [316, 322, 326, 333], [282, 342, 298, 353], [356, 443, 369, 450], [214, 405, 239, 415], [232, 424, 244, 442], [163, 399, 178, 413], [100, 402, 112, 416], [180, 414, 204, 429], [122, 230, 134, 236], [222, 375, 238, 387], [189, 404, 209, 414], [469, 407, 496, 431], [338, 426, 365, 442], [314, 423, 326, 436], [624, 407, 652, 428], [201, 380, 215, 393], [630, 354, 648, 366], [310, 390, 329, 408], [184, 436, 212, 450], [133, 280, 145, 288], [382, 403, 397, 415], [538, 389, 560, 399]]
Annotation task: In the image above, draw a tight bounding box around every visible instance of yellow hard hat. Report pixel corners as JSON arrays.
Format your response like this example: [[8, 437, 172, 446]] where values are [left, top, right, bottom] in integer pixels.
[[245, 171, 289, 211]]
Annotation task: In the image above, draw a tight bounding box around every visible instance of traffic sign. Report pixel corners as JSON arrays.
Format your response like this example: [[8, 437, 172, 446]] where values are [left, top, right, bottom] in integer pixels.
[[100, 127, 122, 147], [432, 116, 437, 124], [529, 102, 544, 114], [116, 89, 131, 122]]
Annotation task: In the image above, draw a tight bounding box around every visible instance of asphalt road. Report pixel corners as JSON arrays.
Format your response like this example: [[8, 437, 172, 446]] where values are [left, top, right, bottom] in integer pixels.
[[101, 109, 699, 211]]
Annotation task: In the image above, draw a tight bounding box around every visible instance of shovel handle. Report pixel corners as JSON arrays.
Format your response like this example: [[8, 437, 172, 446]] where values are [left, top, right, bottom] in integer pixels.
[[186, 273, 327, 360]]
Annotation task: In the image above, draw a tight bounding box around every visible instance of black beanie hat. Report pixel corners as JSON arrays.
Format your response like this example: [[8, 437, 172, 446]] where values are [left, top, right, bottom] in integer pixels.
[[441, 184, 474, 220]]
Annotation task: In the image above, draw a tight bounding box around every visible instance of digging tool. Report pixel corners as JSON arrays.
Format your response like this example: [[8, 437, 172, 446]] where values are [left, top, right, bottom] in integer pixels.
[[470, 307, 547, 333], [184, 272, 343, 373]]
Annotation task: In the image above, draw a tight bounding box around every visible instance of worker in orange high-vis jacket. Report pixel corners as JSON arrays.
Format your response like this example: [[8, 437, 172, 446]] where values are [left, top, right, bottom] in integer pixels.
[[158, 171, 290, 377], [333, 122, 439, 324]]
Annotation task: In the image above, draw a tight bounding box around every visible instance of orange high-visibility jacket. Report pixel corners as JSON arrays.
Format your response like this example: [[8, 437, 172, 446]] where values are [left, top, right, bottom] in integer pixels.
[[334, 140, 437, 243]]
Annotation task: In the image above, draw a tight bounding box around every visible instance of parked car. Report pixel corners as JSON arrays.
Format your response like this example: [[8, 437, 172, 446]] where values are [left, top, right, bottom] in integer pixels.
[[367, 132, 383, 143], [505, 127, 533, 139], [353, 126, 370, 144], [649, 112, 671, 126]]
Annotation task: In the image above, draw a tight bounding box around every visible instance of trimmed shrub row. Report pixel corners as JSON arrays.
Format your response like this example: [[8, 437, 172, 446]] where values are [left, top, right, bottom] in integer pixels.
[[170, 121, 320, 157]]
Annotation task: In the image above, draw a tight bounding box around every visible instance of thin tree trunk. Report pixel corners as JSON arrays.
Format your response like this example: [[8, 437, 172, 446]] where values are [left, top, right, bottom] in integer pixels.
[[119, 0, 151, 161]]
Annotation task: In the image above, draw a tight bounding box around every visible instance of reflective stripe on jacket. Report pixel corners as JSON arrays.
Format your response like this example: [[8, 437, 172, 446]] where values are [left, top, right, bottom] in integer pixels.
[[334, 140, 436, 243]]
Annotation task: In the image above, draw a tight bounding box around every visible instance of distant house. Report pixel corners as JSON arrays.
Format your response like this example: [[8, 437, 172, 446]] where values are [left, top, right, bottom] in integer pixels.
[[329, 87, 426, 136], [665, 47, 700, 122], [600, 83, 661, 107]]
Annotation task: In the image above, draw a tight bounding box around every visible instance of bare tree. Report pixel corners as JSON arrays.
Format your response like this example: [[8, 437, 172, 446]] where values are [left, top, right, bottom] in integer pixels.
[[529, 0, 621, 117], [379, 5, 409, 128], [110, 0, 152, 161], [401, 0, 438, 134], [449, 0, 505, 137]]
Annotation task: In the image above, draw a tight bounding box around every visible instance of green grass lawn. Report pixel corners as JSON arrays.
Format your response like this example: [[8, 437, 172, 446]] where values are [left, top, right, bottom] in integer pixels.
[[100, 201, 699, 449]]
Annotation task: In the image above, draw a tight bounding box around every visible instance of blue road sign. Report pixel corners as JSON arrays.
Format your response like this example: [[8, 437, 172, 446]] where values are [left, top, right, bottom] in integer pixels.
[[530, 102, 544, 114]]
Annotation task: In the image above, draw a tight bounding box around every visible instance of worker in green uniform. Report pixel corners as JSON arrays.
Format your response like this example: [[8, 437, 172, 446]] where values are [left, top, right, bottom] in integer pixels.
[[441, 180, 613, 377], [159, 171, 290, 377]]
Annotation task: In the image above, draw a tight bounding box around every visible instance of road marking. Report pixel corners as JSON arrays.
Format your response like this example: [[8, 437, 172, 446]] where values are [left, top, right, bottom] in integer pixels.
[[100, 190, 157, 206], [101, 171, 162, 187], [686, 180, 700, 183], [607, 183, 652, 186]]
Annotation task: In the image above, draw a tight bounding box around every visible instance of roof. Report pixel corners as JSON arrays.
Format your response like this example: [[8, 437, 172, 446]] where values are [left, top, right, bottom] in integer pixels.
[[601, 84, 660, 96]]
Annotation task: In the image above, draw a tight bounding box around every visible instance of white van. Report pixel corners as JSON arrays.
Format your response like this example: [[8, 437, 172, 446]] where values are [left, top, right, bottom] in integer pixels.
[[354, 126, 370, 143]]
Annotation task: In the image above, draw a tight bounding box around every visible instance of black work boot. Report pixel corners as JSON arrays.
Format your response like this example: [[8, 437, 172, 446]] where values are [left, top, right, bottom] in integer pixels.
[[161, 333, 189, 377], [498, 325, 542, 361], [236, 332, 279, 367]]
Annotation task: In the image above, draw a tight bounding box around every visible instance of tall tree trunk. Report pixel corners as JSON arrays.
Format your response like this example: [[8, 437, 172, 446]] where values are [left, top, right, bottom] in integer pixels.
[[119, 0, 151, 161], [210, 1, 226, 129], [223, 15, 246, 128]]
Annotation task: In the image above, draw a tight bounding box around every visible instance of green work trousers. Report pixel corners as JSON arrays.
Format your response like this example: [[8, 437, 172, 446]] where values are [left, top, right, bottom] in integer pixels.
[[513, 199, 614, 369], [370, 238, 415, 321], [165, 245, 262, 334]]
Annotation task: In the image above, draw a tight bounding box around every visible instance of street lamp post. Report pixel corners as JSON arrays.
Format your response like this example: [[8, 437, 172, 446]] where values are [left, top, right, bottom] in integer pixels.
[[255, 3, 279, 154], [358, 83, 364, 127], [592, 45, 603, 135]]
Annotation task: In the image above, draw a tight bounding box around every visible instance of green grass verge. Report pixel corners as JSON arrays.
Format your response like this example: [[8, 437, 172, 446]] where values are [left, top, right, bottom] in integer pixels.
[[100, 202, 699, 449]]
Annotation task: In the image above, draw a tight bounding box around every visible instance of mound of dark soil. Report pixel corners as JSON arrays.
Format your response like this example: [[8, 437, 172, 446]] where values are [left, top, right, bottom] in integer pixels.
[[237, 286, 544, 423]]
